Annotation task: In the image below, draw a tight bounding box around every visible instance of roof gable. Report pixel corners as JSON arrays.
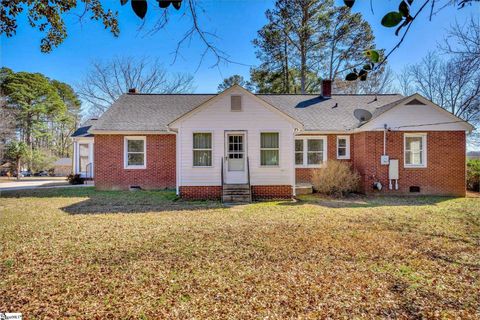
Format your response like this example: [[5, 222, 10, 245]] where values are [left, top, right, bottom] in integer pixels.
[[168, 85, 303, 128], [360, 94, 474, 132]]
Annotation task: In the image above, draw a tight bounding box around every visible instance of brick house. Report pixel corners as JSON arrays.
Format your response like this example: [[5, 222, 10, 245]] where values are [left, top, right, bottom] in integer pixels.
[[72, 82, 473, 200]]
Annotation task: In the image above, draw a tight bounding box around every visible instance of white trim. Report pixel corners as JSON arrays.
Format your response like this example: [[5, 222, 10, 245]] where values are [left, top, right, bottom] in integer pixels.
[[404, 133, 427, 168], [192, 131, 213, 168], [296, 130, 352, 135], [295, 136, 328, 168], [336, 135, 350, 160], [91, 130, 176, 135], [260, 131, 280, 167], [124, 136, 147, 169]]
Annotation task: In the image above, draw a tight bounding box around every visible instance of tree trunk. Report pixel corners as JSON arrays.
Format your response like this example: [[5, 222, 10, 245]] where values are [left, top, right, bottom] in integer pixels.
[[300, 43, 306, 94]]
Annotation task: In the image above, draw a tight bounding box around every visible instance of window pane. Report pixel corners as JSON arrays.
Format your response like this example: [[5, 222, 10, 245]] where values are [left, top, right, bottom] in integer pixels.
[[79, 156, 89, 172], [338, 138, 347, 148], [338, 147, 346, 157], [261, 150, 279, 166], [406, 137, 422, 152], [295, 152, 303, 165], [193, 133, 212, 149], [79, 144, 89, 156], [308, 152, 323, 165], [295, 140, 303, 152], [308, 139, 323, 152], [128, 153, 144, 166], [193, 150, 212, 166], [261, 133, 279, 148], [406, 151, 422, 165], [128, 140, 144, 153]]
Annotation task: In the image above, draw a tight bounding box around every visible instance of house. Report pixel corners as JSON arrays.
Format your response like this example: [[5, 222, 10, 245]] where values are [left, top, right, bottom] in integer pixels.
[[467, 151, 480, 160], [71, 119, 96, 179], [72, 82, 474, 200], [53, 158, 72, 176]]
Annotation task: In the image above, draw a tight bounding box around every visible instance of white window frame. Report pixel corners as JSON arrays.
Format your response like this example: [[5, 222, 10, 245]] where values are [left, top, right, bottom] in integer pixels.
[[404, 133, 427, 168], [260, 131, 280, 167], [295, 136, 328, 168], [124, 136, 146, 169], [336, 135, 350, 160], [193, 131, 213, 168]]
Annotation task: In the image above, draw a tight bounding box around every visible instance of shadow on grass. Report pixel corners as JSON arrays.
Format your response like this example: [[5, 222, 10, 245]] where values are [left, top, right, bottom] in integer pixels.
[[0, 187, 223, 214], [282, 193, 454, 208]]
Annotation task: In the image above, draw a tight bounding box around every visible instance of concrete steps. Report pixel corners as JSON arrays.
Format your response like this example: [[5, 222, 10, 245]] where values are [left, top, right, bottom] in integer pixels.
[[222, 184, 252, 203]]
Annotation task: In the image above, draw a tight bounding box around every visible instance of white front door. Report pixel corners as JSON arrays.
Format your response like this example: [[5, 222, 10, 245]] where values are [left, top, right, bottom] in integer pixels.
[[224, 132, 248, 184]]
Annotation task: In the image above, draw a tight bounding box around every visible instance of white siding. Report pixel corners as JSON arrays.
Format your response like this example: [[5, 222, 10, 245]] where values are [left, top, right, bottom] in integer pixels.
[[173, 88, 296, 186], [360, 101, 472, 132]]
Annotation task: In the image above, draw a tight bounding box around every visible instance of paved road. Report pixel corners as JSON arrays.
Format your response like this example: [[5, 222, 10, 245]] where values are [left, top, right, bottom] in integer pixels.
[[0, 178, 92, 191]]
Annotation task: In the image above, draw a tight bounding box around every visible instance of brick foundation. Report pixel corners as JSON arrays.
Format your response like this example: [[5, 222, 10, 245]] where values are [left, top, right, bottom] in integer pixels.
[[94, 134, 176, 190], [180, 186, 222, 200], [251, 185, 292, 200]]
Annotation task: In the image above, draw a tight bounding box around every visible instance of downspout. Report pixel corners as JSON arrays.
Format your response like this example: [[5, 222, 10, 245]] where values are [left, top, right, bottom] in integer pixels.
[[167, 127, 180, 196]]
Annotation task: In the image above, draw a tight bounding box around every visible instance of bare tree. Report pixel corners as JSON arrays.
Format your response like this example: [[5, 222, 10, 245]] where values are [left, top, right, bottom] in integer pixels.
[[78, 56, 195, 116], [442, 16, 480, 65], [398, 52, 480, 123]]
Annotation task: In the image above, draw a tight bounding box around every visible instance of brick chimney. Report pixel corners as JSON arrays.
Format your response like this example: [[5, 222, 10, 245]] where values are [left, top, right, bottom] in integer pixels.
[[128, 88, 137, 94], [322, 79, 332, 98]]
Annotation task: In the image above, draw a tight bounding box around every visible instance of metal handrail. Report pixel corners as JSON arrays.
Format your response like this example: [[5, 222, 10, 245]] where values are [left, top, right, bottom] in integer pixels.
[[221, 157, 224, 187], [86, 162, 93, 180], [246, 156, 251, 186]]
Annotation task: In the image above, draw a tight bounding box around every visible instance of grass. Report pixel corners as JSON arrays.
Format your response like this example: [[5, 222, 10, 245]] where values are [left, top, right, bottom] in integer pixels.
[[1, 188, 479, 319]]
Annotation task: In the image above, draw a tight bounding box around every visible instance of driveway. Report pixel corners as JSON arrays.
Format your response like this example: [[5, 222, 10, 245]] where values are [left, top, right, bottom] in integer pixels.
[[0, 177, 91, 191]]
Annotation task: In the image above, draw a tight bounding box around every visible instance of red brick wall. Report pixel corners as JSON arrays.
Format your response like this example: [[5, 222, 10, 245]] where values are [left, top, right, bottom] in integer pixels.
[[179, 186, 222, 200], [251, 185, 292, 200], [296, 131, 466, 196], [352, 131, 466, 196], [94, 134, 176, 190], [295, 134, 354, 183]]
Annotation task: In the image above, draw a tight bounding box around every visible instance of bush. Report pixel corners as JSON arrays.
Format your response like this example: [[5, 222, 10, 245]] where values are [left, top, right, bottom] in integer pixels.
[[312, 160, 360, 197], [67, 174, 84, 185], [467, 159, 480, 192]]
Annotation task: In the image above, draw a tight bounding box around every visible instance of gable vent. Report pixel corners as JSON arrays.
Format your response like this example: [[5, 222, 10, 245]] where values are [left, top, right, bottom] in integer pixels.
[[231, 95, 242, 111], [405, 99, 426, 105]]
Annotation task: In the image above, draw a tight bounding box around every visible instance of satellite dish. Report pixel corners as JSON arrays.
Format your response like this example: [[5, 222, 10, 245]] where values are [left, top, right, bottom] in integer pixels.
[[354, 109, 373, 122]]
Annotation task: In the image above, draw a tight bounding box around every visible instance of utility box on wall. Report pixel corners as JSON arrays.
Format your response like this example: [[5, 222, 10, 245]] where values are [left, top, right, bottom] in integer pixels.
[[389, 159, 399, 180], [381, 155, 390, 165]]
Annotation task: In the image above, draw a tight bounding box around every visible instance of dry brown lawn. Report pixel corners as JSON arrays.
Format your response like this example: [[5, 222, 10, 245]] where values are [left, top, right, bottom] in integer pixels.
[[1, 188, 479, 319]]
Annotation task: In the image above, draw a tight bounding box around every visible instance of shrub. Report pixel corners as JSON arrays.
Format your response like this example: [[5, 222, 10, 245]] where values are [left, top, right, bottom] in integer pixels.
[[67, 174, 84, 185], [312, 160, 360, 197], [467, 159, 480, 192]]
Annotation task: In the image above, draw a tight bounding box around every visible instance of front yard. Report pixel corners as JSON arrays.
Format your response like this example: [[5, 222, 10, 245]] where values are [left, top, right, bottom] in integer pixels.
[[1, 188, 479, 318]]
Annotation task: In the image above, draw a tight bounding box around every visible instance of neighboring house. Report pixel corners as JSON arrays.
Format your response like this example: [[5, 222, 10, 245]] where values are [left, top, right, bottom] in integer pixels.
[[53, 158, 72, 176], [72, 82, 474, 200], [71, 119, 96, 179]]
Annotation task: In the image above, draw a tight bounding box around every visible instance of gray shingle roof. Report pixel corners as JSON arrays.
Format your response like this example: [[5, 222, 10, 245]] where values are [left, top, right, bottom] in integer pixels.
[[90, 93, 404, 132]]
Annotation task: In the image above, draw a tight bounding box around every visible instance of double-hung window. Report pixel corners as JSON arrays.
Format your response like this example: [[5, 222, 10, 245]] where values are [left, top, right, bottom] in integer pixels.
[[193, 133, 212, 167], [404, 133, 427, 168], [124, 136, 146, 169], [260, 132, 279, 166], [337, 136, 350, 159], [295, 137, 327, 167]]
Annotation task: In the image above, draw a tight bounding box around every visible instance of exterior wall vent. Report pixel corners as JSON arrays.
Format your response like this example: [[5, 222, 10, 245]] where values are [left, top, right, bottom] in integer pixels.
[[231, 95, 242, 112], [409, 186, 421, 193]]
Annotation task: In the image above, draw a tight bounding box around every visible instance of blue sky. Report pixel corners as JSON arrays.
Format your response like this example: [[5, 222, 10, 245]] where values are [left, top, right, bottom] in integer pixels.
[[1, 0, 478, 95]]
